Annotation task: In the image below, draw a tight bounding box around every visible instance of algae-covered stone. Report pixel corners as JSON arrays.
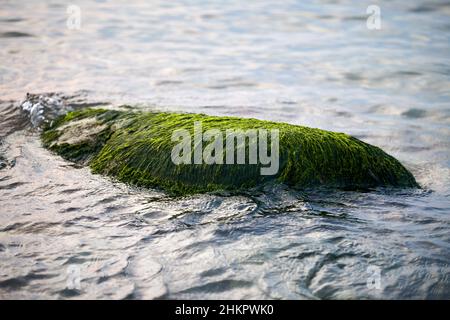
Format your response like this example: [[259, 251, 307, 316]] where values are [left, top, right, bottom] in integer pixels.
[[41, 108, 419, 195]]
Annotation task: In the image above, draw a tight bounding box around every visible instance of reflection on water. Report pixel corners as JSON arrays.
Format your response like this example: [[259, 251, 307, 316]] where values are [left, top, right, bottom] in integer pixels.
[[0, 0, 449, 299]]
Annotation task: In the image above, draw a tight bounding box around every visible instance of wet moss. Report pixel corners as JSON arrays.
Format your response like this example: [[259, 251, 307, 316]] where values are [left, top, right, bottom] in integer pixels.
[[41, 108, 419, 195]]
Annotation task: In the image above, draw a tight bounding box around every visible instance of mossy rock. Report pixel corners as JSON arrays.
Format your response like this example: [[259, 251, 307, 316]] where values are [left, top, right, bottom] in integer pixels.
[[41, 108, 419, 195]]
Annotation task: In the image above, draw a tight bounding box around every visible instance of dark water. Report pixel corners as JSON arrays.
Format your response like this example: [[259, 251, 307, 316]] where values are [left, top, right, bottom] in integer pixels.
[[0, 1, 449, 299]]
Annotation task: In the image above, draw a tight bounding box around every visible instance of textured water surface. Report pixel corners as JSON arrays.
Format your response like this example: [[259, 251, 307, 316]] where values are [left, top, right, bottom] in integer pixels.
[[0, 0, 449, 299]]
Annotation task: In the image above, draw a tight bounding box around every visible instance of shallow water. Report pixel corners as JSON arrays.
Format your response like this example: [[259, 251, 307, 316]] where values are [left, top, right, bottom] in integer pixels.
[[0, 0, 449, 299]]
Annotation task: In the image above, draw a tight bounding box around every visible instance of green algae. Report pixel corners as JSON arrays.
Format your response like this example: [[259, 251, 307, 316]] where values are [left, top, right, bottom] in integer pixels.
[[41, 108, 419, 195]]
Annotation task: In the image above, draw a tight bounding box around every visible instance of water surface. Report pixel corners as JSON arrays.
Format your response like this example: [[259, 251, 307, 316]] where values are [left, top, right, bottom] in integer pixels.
[[0, 0, 449, 299]]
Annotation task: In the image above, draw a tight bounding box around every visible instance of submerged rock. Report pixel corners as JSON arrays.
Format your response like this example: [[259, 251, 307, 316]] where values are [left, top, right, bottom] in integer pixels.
[[41, 108, 419, 195]]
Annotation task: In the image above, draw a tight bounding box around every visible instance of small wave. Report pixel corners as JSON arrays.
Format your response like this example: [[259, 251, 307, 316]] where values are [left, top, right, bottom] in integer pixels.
[[401, 108, 427, 119], [20, 93, 67, 128], [18, 92, 113, 130], [0, 31, 33, 38]]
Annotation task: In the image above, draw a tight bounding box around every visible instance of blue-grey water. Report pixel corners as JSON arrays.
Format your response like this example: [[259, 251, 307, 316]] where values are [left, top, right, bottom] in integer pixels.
[[0, 0, 449, 299]]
